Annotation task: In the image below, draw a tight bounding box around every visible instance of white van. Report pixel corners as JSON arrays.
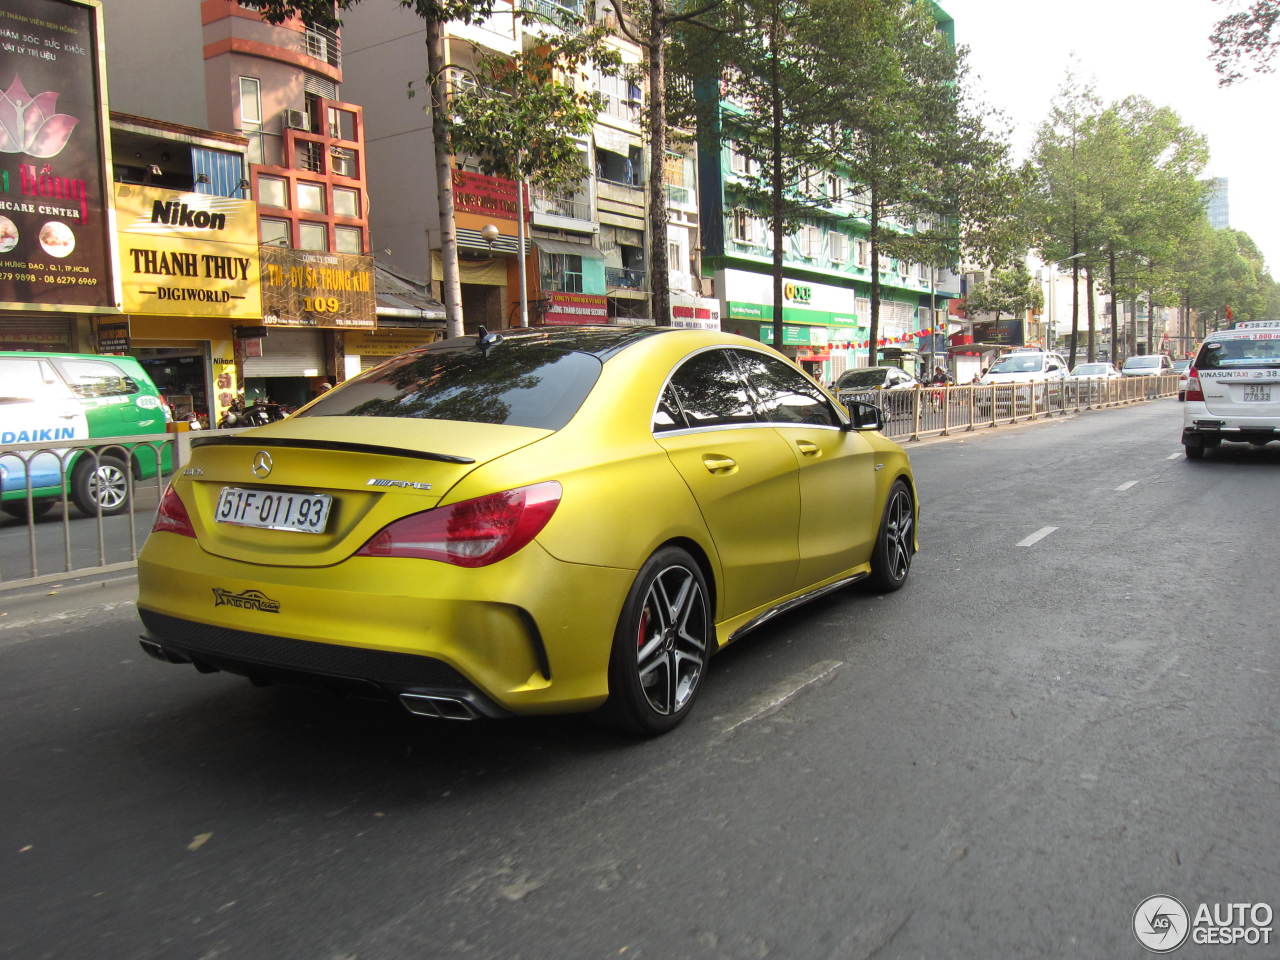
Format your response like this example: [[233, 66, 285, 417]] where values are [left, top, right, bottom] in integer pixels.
[[1182, 321, 1280, 458], [979, 351, 1069, 387]]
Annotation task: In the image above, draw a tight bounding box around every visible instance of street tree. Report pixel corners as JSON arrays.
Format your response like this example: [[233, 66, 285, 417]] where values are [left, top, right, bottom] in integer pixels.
[[963, 262, 1043, 334], [446, 24, 622, 325], [603, 0, 727, 327], [244, 0, 617, 337]]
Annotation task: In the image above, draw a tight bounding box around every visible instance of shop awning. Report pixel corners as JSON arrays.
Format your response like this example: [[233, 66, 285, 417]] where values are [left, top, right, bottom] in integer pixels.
[[532, 237, 605, 259], [375, 261, 445, 324]]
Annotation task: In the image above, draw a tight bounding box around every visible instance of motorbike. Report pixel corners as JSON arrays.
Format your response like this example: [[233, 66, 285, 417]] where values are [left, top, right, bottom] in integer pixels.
[[219, 399, 289, 428]]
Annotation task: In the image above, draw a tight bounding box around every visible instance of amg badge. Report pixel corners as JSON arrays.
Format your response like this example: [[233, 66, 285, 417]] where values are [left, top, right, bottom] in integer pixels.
[[366, 478, 433, 491], [212, 588, 281, 613]]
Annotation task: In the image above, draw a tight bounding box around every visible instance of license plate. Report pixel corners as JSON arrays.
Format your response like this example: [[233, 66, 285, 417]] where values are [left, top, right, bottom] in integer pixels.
[[215, 486, 332, 534], [1242, 385, 1272, 402]]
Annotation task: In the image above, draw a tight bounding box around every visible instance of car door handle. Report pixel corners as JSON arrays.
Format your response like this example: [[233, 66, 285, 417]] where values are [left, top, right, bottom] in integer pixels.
[[795, 440, 821, 457], [702, 454, 737, 474]]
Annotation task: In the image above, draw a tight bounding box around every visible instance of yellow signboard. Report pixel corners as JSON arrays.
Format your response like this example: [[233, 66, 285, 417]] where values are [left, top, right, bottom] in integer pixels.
[[115, 184, 261, 318], [345, 329, 439, 357]]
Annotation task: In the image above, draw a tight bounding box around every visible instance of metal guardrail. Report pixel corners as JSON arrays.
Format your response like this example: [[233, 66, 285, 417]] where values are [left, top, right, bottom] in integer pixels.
[[0, 428, 245, 590], [839, 374, 1180, 443]]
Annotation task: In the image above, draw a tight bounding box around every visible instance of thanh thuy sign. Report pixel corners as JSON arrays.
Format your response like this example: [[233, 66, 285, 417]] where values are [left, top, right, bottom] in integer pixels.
[[115, 184, 261, 317]]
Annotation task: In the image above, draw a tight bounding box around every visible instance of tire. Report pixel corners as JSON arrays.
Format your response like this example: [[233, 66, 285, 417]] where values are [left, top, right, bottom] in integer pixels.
[[605, 546, 712, 736], [866, 480, 915, 593], [1184, 442, 1205, 461], [71, 453, 131, 517], [1, 498, 55, 520]]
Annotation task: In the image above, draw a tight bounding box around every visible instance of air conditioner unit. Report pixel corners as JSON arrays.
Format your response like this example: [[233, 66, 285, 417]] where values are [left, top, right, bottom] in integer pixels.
[[283, 109, 309, 131]]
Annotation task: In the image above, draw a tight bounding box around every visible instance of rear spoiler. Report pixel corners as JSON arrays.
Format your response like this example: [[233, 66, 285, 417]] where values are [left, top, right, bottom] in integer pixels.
[[190, 435, 475, 464]]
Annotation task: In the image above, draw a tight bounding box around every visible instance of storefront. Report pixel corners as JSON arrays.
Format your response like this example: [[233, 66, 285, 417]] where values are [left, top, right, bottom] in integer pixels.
[[113, 184, 262, 427]]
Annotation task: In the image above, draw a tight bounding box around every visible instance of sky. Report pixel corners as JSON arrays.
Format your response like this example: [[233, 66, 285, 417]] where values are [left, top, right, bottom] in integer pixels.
[[942, 0, 1280, 273]]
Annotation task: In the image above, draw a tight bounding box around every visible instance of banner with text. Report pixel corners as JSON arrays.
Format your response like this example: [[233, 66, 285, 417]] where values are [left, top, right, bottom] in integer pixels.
[[261, 246, 375, 328], [116, 184, 261, 317], [0, 0, 116, 311]]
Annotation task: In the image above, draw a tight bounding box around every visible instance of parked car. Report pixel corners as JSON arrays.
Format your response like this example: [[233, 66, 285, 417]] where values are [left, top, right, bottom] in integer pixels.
[[1067, 362, 1121, 380], [1121, 354, 1173, 377], [1173, 359, 1192, 401], [0, 352, 172, 519], [137, 327, 919, 735], [979, 351, 1069, 386], [831, 365, 921, 421], [1182, 320, 1280, 458]]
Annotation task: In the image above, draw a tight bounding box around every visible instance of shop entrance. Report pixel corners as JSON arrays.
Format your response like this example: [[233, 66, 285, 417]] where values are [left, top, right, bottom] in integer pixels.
[[133, 341, 211, 427]]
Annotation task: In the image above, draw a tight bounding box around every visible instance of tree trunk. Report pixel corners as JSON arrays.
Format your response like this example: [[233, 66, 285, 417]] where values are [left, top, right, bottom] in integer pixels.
[[1108, 246, 1119, 367], [1085, 269, 1096, 363], [1146, 288, 1154, 354], [868, 184, 880, 367], [1129, 298, 1138, 356], [647, 0, 670, 326], [1068, 239, 1080, 368], [769, 0, 784, 352], [427, 19, 463, 338]]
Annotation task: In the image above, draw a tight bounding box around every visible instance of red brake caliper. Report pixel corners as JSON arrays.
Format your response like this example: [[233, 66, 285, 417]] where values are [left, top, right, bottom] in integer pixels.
[[637, 608, 650, 650]]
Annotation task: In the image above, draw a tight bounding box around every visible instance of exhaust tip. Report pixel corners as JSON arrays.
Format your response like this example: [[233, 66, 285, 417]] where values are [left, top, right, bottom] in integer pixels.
[[399, 692, 478, 721], [138, 637, 189, 664]]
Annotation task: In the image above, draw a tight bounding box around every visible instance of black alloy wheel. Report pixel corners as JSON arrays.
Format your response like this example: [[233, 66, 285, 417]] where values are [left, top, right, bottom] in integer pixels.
[[606, 546, 711, 735], [866, 480, 915, 593]]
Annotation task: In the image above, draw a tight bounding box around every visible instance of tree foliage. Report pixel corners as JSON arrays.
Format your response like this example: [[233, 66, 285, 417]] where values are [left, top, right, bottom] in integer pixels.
[[963, 263, 1042, 323], [1210, 0, 1280, 85]]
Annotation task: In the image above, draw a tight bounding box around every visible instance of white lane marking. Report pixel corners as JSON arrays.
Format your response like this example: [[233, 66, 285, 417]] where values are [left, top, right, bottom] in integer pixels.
[[720, 659, 843, 735], [1166, 451, 1182, 460], [1016, 526, 1058, 547], [1115, 480, 1139, 491]]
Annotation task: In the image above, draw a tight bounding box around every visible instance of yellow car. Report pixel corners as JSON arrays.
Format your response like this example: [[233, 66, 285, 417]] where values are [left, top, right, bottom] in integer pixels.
[[137, 327, 918, 734]]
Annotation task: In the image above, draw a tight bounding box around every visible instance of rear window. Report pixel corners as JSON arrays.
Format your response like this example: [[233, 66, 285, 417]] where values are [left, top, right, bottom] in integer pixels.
[[1073, 364, 1105, 375], [1123, 356, 1159, 370], [1196, 336, 1280, 370], [299, 340, 602, 430], [52, 358, 139, 397]]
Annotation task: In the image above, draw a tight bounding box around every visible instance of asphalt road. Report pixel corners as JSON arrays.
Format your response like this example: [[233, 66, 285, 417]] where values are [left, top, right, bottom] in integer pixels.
[[2, 401, 1277, 960]]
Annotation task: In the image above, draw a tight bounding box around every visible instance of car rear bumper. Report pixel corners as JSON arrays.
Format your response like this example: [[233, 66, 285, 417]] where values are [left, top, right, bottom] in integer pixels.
[[137, 534, 636, 715]]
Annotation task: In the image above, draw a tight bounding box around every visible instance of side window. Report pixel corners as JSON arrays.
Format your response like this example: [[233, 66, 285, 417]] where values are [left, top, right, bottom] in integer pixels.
[[732, 350, 839, 427], [667, 349, 758, 428], [52, 359, 139, 398], [652, 385, 686, 433]]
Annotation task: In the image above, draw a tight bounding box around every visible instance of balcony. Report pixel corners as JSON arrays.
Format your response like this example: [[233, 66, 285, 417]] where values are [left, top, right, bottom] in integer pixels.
[[521, 0, 584, 31], [303, 25, 341, 69], [531, 190, 591, 221], [606, 266, 647, 290], [602, 95, 642, 125], [665, 183, 691, 206]]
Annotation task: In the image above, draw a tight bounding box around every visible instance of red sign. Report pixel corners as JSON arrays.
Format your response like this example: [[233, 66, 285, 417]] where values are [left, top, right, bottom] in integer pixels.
[[542, 291, 608, 325], [451, 170, 522, 221]]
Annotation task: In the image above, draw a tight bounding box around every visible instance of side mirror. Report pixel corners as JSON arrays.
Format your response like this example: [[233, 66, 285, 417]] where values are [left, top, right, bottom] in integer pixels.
[[846, 399, 885, 432]]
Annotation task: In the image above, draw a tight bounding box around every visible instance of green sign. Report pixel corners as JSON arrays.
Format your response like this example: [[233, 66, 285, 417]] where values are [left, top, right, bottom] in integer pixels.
[[729, 300, 862, 328], [759, 324, 821, 346]]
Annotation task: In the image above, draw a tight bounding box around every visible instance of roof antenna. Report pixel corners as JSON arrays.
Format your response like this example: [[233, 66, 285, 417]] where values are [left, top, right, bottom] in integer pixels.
[[477, 325, 504, 349]]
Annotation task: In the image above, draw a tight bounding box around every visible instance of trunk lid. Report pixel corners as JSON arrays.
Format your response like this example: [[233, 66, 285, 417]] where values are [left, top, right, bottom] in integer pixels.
[[1200, 369, 1280, 418], [182, 417, 550, 567]]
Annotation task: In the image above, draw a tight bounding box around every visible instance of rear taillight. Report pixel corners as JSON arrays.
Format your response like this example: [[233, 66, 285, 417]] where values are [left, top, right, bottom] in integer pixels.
[[153, 485, 196, 537], [1185, 367, 1204, 402], [356, 481, 561, 567]]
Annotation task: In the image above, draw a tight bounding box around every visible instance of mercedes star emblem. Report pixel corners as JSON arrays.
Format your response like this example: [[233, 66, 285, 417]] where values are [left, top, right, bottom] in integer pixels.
[[251, 450, 273, 478]]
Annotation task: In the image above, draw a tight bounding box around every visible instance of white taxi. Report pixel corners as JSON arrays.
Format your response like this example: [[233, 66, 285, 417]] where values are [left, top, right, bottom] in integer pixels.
[[1183, 320, 1280, 459]]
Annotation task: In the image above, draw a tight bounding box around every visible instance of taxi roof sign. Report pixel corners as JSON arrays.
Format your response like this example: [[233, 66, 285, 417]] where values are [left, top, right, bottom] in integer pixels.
[[1234, 320, 1280, 329]]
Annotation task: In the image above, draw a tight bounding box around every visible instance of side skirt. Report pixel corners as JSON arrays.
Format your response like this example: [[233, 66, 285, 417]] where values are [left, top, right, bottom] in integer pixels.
[[724, 572, 868, 646]]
